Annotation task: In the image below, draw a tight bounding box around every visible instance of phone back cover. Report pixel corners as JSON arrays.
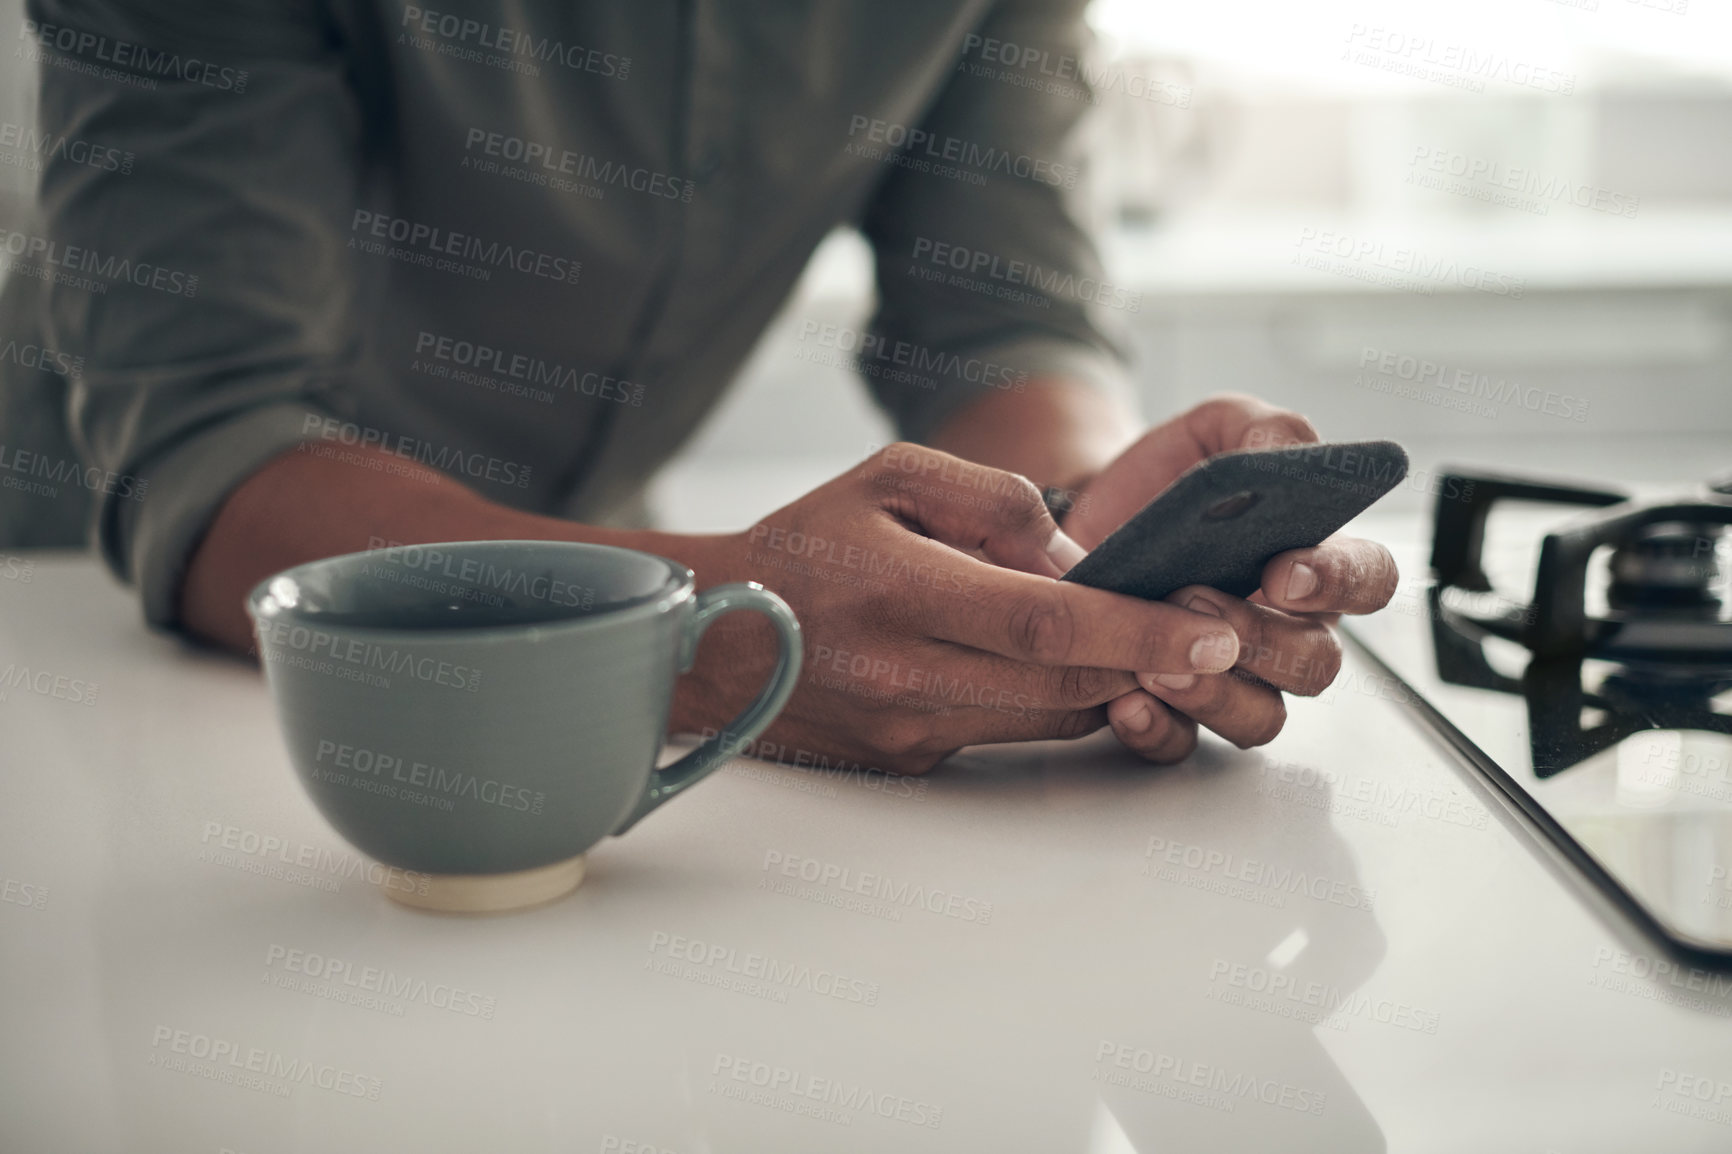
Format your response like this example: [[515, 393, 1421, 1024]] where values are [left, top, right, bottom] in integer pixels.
[[1062, 440, 1410, 601]]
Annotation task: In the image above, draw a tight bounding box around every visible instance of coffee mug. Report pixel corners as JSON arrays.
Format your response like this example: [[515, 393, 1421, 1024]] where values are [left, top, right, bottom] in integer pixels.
[[247, 540, 802, 913]]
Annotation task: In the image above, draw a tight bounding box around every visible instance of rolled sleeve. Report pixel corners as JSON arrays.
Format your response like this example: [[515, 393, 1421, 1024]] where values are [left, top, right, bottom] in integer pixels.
[[28, 0, 361, 629], [857, 0, 1135, 444], [109, 400, 334, 628]]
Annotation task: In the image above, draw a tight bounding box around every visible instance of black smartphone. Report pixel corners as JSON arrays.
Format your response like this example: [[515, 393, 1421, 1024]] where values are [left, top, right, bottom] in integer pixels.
[[1060, 440, 1409, 601]]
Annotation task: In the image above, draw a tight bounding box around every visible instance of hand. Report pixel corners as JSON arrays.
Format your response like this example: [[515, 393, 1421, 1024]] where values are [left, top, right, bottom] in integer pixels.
[[670, 443, 1247, 775], [1062, 394, 1399, 763]]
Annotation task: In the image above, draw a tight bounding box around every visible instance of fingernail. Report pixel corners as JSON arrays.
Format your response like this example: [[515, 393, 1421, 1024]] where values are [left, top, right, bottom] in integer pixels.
[[1122, 699, 1154, 733], [1151, 672, 1196, 691], [1190, 632, 1238, 673], [1185, 595, 1223, 617], [1046, 528, 1087, 573], [1285, 562, 1319, 602]]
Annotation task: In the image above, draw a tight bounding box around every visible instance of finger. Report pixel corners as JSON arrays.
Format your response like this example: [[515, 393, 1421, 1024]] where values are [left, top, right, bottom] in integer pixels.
[[1246, 589, 1342, 627], [1260, 534, 1400, 616], [1166, 586, 1342, 697], [1183, 393, 1321, 455], [1091, 397, 1322, 522], [1138, 668, 1287, 750], [863, 442, 1085, 577], [938, 700, 1112, 748], [897, 555, 1240, 676], [801, 633, 1132, 729], [929, 653, 1140, 715], [1108, 691, 1199, 763], [1026, 662, 1139, 712]]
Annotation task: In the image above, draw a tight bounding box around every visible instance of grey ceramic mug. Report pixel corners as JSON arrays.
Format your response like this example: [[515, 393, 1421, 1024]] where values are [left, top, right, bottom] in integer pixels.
[[247, 540, 801, 912]]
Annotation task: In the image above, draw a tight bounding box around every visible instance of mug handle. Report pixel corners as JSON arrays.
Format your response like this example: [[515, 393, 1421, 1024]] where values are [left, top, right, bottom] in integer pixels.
[[613, 582, 802, 833]]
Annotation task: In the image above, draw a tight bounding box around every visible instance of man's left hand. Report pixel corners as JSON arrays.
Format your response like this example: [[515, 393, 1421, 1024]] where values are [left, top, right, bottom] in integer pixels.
[[1061, 393, 1400, 763]]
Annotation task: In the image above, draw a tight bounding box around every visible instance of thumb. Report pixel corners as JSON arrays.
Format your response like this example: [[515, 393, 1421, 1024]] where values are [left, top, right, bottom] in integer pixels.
[[864, 443, 1085, 578]]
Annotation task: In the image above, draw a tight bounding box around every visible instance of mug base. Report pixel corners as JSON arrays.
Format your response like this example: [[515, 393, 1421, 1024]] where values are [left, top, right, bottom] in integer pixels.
[[381, 854, 587, 914]]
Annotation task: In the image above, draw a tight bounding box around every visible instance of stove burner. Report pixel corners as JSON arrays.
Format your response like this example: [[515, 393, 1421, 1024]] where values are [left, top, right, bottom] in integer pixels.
[[1608, 520, 1726, 610], [1424, 465, 1732, 779], [1424, 585, 1732, 779], [1431, 469, 1732, 663]]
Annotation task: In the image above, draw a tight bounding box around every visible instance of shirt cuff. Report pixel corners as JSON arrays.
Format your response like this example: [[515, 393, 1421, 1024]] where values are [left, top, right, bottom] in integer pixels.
[[105, 402, 337, 631], [874, 337, 1138, 446]]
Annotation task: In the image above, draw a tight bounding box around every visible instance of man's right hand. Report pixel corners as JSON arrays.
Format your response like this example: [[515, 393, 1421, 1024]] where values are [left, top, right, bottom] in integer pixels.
[[673, 443, 1243, 775]]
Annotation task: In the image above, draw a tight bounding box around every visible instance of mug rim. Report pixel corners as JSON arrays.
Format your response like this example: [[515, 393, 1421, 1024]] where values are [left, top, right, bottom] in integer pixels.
[[245, 539, 694, 643]]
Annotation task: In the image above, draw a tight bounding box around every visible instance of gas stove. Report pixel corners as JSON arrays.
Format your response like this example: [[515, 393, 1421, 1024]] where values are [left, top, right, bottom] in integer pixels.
[[1346, 467, 1732, 966]]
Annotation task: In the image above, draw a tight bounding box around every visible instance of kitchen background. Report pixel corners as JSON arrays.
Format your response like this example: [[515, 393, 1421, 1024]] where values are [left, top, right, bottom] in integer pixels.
[[651, 0, 1732, 532], [1, 0, 1728, 544]]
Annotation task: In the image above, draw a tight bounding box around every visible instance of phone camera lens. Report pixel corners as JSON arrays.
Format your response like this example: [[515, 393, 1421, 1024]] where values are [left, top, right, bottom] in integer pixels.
[[1203, 490, 1261, 520]]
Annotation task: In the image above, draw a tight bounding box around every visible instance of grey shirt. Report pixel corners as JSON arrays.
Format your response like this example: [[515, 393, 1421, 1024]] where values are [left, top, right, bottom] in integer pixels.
[[15, 0, 1130, 629]]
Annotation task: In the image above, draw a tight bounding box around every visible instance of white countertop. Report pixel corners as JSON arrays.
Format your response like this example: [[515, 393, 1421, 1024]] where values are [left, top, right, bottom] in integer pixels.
[[4, 524, 1732, 1154]]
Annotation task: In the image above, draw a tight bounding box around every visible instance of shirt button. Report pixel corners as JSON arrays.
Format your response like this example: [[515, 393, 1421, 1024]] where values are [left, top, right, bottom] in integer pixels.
[[693, 150, 723, 180]]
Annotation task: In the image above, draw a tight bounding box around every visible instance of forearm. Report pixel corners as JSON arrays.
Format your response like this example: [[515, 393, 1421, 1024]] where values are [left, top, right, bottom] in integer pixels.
[[928, 378, 1139, 498], [178, 442, 730, 652]]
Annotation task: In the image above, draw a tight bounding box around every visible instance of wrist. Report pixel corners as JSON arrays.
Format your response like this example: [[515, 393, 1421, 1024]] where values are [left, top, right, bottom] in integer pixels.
[[613, 528, 747, 591]]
